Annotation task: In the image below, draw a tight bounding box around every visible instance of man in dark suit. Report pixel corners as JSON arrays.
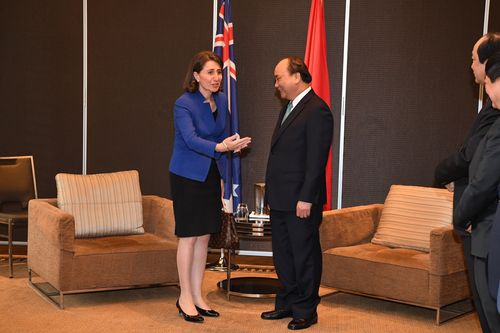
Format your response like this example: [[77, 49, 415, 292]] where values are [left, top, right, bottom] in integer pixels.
[[434, 33, 500, 333], [455, 48, 500, 333], [261, 56, 333, 330], [454, 114, 500, 332], [434, 34, 500, 205], [482, 52, 500, 321]]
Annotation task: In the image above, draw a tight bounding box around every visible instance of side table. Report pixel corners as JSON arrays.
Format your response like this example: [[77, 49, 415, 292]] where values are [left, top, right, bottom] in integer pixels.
[[218, 216, 282, 299]]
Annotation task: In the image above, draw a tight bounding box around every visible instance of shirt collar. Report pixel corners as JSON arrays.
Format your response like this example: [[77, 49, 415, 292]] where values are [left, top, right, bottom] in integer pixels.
[[290, 86, 311, 109]]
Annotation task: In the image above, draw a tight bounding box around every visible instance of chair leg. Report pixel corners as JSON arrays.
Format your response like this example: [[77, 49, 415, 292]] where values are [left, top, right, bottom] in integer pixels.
[[7, 219, 13, 278], [59, 293, 64, 309], [435, 299, 474, 325], [28, 268, 65, 309]]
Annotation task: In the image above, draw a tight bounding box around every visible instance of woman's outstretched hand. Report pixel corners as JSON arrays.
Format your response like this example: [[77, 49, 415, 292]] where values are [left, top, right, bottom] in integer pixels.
[[216, 133, 251, 152]]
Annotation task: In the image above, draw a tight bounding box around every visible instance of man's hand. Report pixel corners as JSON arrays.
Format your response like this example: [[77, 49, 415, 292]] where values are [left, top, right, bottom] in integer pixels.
[[296, 201, 312, 219], [445, 182, 454, 192]]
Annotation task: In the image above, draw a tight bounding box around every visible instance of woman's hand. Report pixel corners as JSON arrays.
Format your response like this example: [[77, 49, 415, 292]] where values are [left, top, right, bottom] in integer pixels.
[[216, 133, 251, 152]]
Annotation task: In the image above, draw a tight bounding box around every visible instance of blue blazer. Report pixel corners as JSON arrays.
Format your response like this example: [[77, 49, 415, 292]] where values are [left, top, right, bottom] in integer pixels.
[[169, 90, 228, 182]]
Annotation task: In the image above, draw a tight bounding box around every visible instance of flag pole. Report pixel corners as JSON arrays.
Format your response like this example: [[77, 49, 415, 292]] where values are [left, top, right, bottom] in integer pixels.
[[213, 0, 218, 49], [207, 0, 238, 273], [304, 0, 333, 210], [478, 0, 490, 112], [337, 0, 351, 209], [209, 0, 227, 271]]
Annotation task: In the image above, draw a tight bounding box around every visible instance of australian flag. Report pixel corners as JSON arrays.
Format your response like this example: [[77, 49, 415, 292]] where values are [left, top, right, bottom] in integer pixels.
[[213, 0, 241, 213]]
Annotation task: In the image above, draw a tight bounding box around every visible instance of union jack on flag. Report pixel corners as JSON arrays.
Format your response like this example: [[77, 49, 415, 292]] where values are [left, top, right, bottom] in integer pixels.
[[214, 0, 241, 213]]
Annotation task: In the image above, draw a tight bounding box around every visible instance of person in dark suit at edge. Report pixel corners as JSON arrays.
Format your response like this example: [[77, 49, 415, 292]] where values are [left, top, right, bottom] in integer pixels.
[[454, 49, 500, 333], [434, 33, 500, 333], [261, 56, 333, 330], [483, 52, 500, 318]]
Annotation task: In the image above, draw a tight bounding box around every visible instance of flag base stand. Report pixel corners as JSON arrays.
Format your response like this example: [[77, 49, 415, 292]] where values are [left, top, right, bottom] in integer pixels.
[[206, 249, 239, 272]]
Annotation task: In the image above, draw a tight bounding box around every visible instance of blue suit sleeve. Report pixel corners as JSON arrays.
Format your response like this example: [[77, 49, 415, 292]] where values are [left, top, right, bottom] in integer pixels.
[[174, 103, 221, 158]]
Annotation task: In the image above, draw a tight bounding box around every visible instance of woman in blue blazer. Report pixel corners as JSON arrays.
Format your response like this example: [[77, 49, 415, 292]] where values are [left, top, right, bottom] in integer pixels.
[[169, 51, 250, 323]]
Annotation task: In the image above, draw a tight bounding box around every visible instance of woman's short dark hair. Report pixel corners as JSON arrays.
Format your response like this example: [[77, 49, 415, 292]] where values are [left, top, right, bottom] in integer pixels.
[[183, 51, 223, 92], [486, 52, 500, 83], [478, 32, 500, 64], [286, 56, 312, 84]]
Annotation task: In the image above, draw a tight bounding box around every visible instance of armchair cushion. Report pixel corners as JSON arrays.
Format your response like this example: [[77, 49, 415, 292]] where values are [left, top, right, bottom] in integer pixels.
[[56, 170, 144, 238], [323, 244, 431, 305], [371, 185, 452, 252], [320, 204, 382, 250]]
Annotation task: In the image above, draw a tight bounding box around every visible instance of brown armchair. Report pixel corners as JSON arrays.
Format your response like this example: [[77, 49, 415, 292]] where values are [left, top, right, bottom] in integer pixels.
[[28, 195, 178, 308], [320, 187, 471, 324]]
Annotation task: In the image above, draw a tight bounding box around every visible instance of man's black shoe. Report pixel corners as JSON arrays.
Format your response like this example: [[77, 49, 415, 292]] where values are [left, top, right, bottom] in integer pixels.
[[261, 309, 293, 320], [287, 313, 318, 330]]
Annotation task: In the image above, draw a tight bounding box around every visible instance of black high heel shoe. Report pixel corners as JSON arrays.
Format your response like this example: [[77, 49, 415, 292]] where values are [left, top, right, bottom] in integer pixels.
[[195, 305, 220, 317], [176, 300, 204, 323]]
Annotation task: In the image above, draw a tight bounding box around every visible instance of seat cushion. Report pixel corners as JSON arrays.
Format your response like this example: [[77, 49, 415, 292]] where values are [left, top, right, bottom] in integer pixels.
[[322, 243, 431, 305], [56, 170, 144, 238], [73, 233, 174, 256], [59, 233, 178, 291], [371, 185, 453, 252], [327, 242, 430, 270]]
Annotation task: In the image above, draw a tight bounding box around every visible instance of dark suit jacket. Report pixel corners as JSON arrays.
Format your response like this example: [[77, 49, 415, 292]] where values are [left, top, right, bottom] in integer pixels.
[[454, 115, 500, 258], [489, 191, 500, 299], [265, 89, 333, 211], [434, 98, 500, 209]]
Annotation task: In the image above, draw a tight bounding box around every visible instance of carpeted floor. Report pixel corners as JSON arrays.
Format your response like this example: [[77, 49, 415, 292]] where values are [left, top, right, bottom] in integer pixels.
[[0, 258, 481, 333]]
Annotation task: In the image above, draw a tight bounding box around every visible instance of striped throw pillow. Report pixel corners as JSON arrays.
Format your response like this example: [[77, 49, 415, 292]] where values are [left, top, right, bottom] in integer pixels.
[[56, 170, 144, 238], [371, 185, 453, 252]]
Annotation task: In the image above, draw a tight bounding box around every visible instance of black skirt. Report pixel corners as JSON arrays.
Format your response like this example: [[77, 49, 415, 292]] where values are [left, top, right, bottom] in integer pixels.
[[170, 160, 222, 237]]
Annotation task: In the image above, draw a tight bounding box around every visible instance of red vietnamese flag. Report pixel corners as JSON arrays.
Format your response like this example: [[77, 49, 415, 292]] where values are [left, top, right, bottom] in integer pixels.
[[304, 0, 333, 210]]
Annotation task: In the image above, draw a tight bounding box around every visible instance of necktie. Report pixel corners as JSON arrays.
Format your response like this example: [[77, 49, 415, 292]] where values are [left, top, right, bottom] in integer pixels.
[[281, 102, 293, 125]]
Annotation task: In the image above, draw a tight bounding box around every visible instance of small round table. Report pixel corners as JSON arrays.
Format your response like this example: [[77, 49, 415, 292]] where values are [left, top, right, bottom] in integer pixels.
[[218, 216, 282, 298], [218, 276, 282, 298]]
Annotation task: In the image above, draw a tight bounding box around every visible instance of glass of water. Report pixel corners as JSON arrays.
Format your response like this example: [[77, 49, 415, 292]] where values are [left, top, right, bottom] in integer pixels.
[[235, 203, 249, 223]]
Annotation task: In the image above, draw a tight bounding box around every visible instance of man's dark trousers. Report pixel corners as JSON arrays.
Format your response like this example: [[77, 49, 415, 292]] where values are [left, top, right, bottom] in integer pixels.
[[270, 205, 323, 319]]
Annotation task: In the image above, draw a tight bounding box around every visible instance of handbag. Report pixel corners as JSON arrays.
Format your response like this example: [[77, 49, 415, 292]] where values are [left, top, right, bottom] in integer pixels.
[[209, 211, 239, 250]]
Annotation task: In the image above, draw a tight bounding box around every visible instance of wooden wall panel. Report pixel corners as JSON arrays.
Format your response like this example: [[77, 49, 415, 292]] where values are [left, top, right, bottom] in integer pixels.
[[0, 0, 82, 198], [87, 0, 212, 196], [342, 0, 485, 206]]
